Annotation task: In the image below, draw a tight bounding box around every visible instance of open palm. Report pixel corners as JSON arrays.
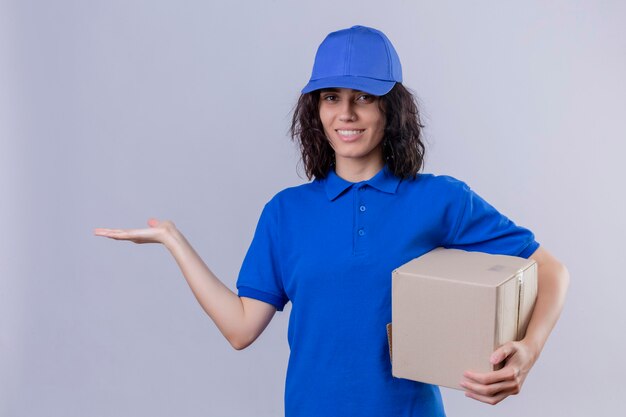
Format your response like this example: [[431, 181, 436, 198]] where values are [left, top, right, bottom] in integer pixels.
[[93, 218, 175, 244]]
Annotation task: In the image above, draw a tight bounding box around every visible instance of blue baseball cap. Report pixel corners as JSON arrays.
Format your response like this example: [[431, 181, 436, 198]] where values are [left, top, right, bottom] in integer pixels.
[[301, 25, 403, 96]]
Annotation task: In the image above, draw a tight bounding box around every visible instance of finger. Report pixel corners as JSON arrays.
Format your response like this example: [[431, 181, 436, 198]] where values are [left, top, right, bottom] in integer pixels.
[[490, 342, 517, 365], [94, 228, 124, 234], [464, 387, 517, 405], [147, 218, 159, 227], [463, 365, 519, 385], [93, 228, 133, 240], [102, 230, 130, 240], [459, 378, 519, 397], [93, 228, 121, 236]]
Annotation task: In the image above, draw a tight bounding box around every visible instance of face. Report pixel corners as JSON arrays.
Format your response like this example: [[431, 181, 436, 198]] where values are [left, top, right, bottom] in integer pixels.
[[318, 88, 386, 169]]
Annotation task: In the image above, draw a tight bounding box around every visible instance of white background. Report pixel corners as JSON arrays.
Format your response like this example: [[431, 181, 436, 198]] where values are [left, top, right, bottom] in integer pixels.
[[1, 0, 625, 415]]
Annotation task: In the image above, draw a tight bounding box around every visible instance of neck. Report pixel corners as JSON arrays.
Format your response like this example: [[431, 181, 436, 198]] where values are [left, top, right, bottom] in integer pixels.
[[334, 156, 385, 183]]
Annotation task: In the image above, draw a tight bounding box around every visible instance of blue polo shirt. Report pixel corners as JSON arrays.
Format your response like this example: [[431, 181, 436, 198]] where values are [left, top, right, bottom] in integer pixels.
[[236, 163, 539, 417]]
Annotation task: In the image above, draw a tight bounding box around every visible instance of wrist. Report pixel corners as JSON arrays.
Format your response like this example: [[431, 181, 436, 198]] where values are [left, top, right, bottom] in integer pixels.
[[520, 337, 542, 364], [162, 226, 184, 251]]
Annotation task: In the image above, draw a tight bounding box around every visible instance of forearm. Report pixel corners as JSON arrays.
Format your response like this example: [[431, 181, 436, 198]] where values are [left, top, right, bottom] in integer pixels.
[[522, 255, 570, 360], [163, 228, 247, 348]]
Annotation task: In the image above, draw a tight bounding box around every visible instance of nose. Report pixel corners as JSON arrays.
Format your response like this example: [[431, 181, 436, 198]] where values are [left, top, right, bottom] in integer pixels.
[[338, 100, 357, 122]]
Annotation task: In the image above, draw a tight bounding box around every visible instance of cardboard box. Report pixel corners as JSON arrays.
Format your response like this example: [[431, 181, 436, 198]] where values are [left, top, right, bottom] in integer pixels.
[[389, 247, 537, 390]]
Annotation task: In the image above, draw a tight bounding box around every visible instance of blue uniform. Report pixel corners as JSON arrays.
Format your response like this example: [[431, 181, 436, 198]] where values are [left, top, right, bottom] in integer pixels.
[[236, 163, 539, 417]]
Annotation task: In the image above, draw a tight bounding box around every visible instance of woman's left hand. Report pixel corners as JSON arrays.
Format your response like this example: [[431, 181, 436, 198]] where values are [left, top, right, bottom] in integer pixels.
[[459, 340, 538, 405]]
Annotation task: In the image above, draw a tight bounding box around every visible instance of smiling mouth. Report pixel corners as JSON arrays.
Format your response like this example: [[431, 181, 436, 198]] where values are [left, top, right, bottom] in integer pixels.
[[336, 129, 365, 136]]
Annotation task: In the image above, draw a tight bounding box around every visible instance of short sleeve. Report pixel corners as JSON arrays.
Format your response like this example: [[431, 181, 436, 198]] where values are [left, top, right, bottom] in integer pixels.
[[236, 199, 289, 311], [443, 181, 540, 259]]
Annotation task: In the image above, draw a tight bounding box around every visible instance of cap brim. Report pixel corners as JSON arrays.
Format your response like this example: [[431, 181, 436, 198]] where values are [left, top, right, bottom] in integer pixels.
[[301, 76, 396, 96]]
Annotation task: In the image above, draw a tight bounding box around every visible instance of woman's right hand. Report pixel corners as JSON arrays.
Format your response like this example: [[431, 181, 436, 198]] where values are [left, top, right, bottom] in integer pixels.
[[95, 217, 277, 350], [93, 218, 177, 245]]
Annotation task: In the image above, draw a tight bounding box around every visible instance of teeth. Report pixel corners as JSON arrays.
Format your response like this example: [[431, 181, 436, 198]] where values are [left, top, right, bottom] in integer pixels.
[[337, 130, 364, 136]]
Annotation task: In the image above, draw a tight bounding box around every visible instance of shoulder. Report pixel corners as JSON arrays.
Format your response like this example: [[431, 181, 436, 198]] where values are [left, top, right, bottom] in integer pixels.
[[401, 172, 471, 196], [263, 180, 323, 211], [418, 172, 468, 187]]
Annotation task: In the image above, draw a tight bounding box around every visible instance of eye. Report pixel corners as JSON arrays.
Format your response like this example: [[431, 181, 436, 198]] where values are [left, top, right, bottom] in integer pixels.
[[357, 94, 374, 102], [322, 94, 338, 102]]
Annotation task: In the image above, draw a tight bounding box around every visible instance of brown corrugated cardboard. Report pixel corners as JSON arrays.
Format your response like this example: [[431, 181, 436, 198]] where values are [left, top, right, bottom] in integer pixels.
[[390, 247, 537, 390]]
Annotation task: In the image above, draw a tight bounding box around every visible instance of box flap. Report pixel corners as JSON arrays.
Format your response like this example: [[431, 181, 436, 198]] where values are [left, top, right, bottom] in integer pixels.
[[395, 247, 535, 287]]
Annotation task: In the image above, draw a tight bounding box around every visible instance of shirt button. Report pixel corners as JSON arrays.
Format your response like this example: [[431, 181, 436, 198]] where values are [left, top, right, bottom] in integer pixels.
[[358, 229, 365, 236], [359, 205, 366, 212]]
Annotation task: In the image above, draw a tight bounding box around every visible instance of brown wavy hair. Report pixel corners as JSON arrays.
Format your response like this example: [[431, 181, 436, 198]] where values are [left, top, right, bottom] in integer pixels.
[[289, 83, 426, 181]]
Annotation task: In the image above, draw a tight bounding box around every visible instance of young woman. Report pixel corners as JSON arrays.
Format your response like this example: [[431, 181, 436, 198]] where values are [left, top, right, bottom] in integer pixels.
[[94, 25, 569, 417]]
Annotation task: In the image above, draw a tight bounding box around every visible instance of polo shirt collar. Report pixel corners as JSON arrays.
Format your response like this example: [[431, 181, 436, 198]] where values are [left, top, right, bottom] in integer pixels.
[[323, 163, 401, 201]]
